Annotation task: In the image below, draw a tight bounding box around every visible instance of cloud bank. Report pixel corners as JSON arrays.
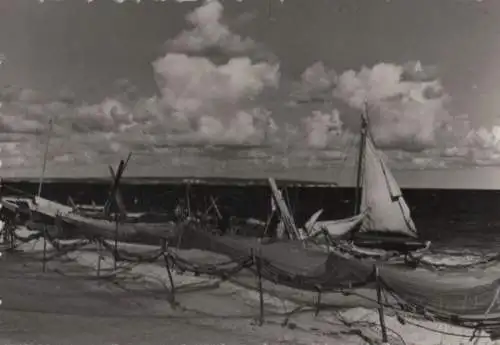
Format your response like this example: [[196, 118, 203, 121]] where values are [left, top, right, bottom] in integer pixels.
[[0, 0, 284, 173], [294, 59, 500, 168], [0, 0, 493, 175]]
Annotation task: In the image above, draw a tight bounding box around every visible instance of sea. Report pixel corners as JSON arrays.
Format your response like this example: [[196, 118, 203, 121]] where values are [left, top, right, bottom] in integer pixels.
[[3, 177, 500, 255]]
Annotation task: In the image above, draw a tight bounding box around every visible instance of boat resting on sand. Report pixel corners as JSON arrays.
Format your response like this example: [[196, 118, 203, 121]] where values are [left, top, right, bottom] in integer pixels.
[[0, 195, 74, 224], [301, 110, 429, 258], [55, 212, 178, 245], [175, 225, 500, 338]]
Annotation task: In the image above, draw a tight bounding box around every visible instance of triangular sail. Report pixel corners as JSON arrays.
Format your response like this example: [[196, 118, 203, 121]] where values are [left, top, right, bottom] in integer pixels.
[[308, 212, 366, 238], [359, 135, 417, 237]]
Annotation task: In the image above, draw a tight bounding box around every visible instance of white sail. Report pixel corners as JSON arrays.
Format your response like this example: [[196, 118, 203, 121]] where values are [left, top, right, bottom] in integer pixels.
[[359, 136, 417, 237], [308, 212, 366, 238], [304, 209, 324, 234]]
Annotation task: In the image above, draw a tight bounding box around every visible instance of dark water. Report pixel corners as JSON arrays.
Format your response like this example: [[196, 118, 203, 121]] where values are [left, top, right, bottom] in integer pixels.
[[3, 179, 500, 253]]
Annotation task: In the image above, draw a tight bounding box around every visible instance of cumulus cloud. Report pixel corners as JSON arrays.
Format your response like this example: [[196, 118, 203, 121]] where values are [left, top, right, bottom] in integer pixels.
[[0, 0, 285, 173], [291, 59, 500, 169], [2, 1, 494, 174], [425, 112, 500, 166], [291, 61, 337, 102], [454, 125, 500, 166], [151, 0, 280, 146], [291, 60, 453, 159], [334, 62, 450, 151], [151, 53, 279, 145], [153, 54, 279, 112], [301, 109, 349, 149], [167, 0, 257, 56]]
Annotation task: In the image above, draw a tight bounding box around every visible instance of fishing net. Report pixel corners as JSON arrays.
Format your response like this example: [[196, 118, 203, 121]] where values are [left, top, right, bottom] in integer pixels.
[[166, 250, 254, 278], [5, 212, 500, 342], [98, 238, 164, 263]]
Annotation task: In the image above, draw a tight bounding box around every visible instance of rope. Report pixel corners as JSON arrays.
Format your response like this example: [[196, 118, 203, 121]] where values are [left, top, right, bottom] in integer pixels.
[[1, 184, 35, 199], [98, 238, 163, 263], [166, 250, 254, 279], [402, 318, 493, 339]]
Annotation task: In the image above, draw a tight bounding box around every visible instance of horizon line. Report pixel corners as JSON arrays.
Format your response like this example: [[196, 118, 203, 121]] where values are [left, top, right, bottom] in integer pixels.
[[2, 175, 500, 190]]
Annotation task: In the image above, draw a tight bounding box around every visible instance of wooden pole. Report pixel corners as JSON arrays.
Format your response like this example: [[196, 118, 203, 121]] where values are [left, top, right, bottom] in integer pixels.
[[113, 214, 118, 271], [354, 107, 368, 215], [38, 118, 54, 198], [185, 184, 191, 219], [255, 249, 264, 326], [96, 239, 102, 278], [262, 209, 274, 238], [0, 222, 3, 246], [268, 178, 302, 241], [162, 239, 176, 308], [375, 265, 388, 344], [5, 222, 12, 250], [42, 225, 47, 273], [9, 223, 14, 251], [314, 285, 322, 316]]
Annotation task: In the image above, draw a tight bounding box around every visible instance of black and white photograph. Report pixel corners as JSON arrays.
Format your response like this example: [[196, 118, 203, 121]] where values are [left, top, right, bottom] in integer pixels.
[[1, 0, 500, 344]]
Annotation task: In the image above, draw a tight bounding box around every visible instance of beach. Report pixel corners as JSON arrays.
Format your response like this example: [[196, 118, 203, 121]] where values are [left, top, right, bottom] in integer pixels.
[[1, 228, 499, 345], [0, 233, 357, 345]]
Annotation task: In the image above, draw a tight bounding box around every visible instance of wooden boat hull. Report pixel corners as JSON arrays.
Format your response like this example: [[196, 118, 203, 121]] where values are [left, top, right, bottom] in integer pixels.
[[57, 213, 178, 245], [352, 235, 429, 252]]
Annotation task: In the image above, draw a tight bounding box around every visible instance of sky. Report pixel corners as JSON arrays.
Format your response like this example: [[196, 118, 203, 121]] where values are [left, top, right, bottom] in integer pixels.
[[1, 0, 500, 188]]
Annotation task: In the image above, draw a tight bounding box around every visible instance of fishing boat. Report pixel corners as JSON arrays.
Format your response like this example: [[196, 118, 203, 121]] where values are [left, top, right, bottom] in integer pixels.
[[305, 108, 430, 256], [55, 211, 177, 244]]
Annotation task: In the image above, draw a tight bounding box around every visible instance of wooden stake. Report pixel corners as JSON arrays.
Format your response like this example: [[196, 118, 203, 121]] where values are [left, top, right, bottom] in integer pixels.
[[114, 214, 118, 271], [0, 220, 4, 246], [5, 222, 11, 250], [9, 224, 14, 251], [185, 184, 191, 218], [42, 225, 47, 273], [209, 196, 222, 220], [314, 285, 322, 316], [268, 178, 302, 242], [162, 239, 176, 308], [96, 239, 102, 278], [262, 208, 275, 238], [375, 265, 388, 343], [255, 249, 264, 326]]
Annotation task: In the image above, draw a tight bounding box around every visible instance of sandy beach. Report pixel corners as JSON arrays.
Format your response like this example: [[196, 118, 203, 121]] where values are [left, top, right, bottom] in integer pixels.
[[2, 230, 500, 345], [0, 236, 360, 345]]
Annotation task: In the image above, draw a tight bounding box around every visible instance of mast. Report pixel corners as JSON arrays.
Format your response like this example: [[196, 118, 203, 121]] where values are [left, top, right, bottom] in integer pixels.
[[353, 106, 368, 215], [37, 118, 54, 198]]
